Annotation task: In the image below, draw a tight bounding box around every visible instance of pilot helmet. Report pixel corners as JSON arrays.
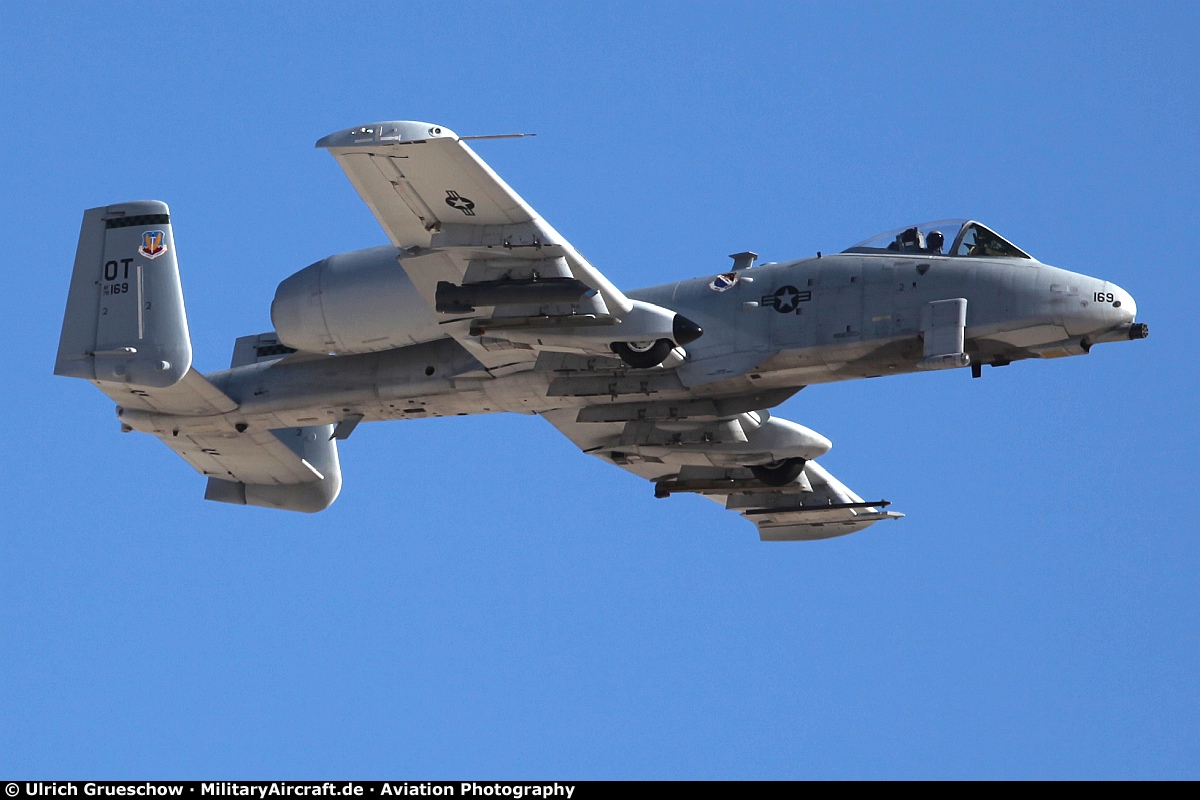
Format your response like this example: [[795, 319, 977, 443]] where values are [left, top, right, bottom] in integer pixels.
[[927, 230, 944, 250]]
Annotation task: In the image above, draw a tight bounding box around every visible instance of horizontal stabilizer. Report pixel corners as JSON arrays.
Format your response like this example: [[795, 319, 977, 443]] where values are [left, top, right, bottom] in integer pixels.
[[125, 419, 344, 513], [201, 423, 342, 513], [106, 368, 237, 417]]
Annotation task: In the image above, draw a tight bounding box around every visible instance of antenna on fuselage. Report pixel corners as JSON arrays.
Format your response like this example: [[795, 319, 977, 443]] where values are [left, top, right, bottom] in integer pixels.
[[728, 251, 757, 271]]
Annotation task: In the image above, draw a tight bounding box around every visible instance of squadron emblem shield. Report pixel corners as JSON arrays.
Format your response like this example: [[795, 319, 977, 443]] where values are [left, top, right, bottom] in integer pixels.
[[138, 230, 168, 260], [709, 272, 739, 292]]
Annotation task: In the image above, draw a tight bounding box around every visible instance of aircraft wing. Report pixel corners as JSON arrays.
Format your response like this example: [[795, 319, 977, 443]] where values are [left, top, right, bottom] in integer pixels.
[[541, 405, 902, 542], [317, 121, 700, 372], [317, 121, 633, 320]]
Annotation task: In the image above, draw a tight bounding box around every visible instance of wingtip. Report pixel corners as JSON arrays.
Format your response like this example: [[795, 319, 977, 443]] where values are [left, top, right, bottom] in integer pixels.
[[315, 121, 458, 149]]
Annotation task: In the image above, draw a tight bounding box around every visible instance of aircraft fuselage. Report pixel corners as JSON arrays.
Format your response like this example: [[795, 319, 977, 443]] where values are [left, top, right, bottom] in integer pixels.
[[58, 130, 1149, 526], [176, 247, 1140, 436]]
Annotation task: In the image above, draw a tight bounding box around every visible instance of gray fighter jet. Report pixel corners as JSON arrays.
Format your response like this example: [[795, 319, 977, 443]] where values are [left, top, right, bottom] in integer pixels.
[[54, 121, 1149, 540]]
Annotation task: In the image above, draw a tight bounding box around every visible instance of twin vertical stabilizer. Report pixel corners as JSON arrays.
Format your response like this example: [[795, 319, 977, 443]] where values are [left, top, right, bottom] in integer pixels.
[[54, 203, 343, 513], [55, 201, 192, 388]]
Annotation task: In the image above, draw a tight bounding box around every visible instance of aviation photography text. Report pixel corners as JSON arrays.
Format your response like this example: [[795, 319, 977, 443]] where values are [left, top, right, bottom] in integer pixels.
[[12, 785, 577, 800]]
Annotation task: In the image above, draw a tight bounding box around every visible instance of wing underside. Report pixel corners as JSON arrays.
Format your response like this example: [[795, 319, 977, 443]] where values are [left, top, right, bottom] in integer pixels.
[[316, 121, 696, 371], [318, 121, 632, 317], [542, 404, 902, 542]]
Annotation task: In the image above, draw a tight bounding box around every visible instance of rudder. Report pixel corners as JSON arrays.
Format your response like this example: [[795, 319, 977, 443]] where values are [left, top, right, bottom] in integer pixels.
[[55, 200, 191, 388]]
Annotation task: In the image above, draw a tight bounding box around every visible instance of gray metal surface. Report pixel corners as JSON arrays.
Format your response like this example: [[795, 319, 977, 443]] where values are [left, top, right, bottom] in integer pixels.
[[53, 122, 1148, 539], [55, 201, 192, 388]]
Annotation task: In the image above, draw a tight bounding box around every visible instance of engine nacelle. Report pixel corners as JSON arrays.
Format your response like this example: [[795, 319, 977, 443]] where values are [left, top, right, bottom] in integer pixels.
[[271, 245, 443, 354]]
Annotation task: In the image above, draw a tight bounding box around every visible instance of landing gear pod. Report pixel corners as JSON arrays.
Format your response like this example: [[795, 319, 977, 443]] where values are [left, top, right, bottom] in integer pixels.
[[611, 339, 675, 369], [751, 458, 808, 486], [610, 314, 704, 368]]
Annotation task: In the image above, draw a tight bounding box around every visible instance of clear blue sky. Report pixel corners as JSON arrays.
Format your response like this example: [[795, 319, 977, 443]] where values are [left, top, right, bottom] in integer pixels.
[[1, 1, 1197, 779]]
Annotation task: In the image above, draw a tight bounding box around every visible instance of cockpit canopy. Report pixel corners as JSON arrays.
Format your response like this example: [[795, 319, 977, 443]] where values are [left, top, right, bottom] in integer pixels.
[[842, 220, 1033, 260]]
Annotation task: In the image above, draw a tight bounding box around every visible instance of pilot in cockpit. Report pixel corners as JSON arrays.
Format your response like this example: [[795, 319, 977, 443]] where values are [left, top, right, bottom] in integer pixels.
[[888, 227, 925, 252], [886, 227, 947, 254]]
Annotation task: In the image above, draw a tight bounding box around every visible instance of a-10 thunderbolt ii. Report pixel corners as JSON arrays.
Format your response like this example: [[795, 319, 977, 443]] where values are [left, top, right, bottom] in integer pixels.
[[54, 120, 1149, 540]]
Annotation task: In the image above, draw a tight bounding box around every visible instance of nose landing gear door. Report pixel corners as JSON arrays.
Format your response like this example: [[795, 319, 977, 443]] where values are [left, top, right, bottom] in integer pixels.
[[917, 297, 970, 370]]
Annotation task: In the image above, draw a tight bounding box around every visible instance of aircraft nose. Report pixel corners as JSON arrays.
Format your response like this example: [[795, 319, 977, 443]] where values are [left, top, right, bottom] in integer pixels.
[[1063, 276, 1138, 337], [1106, 282, 1137, 323]]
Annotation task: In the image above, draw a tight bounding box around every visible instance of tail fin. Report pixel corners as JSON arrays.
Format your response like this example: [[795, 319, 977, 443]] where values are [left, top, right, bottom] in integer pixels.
[[55, 201, 191, 388]]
